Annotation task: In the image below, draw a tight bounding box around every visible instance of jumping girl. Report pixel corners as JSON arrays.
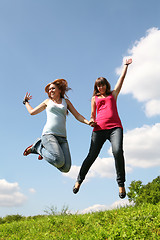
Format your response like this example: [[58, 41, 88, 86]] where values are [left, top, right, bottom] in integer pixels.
[[73, 59, 132, 198], [23, 79, 90, 173]]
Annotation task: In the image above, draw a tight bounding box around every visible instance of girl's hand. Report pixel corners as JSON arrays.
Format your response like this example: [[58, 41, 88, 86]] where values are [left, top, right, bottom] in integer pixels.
[[24, 92, 32, 102], [125, 58, 132, 65], [89, 119, 97, 127]]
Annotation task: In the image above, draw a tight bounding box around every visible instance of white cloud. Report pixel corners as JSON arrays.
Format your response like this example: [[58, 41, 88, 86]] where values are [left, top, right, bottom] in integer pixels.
[[110, 199, 134, 209], [63, 157, 132, 181], [79, 199, 134, 214], [116, 27, 160, 117], [63, 158, 115, 181], [80, 204, 109, 214], [123, 123, 160, 168], [29, 188, 36, 194], [145, 99, 160, 117], [87, 157, 116, 179], [63, 157, 116, 181], [63, 165, 80, 180], [87, 157, 131, 179], [0, 179, 27, 207]]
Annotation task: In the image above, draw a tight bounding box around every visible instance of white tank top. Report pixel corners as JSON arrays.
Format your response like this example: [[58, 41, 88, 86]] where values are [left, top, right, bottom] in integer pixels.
[[42, 98, 67, 137]]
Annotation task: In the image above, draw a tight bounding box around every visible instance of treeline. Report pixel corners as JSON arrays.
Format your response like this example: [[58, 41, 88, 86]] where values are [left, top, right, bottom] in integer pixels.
[[127, 175, 160, 205]]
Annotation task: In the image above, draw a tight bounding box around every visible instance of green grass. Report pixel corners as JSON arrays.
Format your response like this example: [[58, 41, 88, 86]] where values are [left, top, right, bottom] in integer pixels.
[[0, 203, 159, 239]]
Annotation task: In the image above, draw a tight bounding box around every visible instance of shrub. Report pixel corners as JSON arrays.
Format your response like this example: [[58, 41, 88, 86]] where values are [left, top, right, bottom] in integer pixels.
[[3, 214, 24, 224]]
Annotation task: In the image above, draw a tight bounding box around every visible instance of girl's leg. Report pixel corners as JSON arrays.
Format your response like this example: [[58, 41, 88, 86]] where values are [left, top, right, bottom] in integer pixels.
[[56, 136, 71, 173], [109, 128, 126, 187], [77, 131, 107, 184], [41, 134, 65, 169]]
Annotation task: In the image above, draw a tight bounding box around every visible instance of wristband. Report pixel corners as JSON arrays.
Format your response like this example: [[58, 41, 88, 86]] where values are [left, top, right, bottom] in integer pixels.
[[23, 99, 28, 105]]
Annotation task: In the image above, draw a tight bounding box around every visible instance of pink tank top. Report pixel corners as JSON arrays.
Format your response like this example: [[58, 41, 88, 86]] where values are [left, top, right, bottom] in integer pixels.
[[93, 94, 123, 131]]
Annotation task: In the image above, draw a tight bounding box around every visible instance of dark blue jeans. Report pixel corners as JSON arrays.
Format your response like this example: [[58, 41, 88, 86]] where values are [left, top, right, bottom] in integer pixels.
[[77, 127, 125, 187]]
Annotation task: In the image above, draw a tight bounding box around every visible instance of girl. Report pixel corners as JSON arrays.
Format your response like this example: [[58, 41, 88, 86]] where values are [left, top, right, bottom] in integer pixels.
[[23, 79, 91, 173], [73, 59, 132, 198]]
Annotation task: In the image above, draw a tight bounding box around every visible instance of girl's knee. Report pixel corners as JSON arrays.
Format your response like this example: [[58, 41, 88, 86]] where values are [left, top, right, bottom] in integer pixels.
[[46, 153, 65, 168], [59, 164, 71, 173], [112, 148, 123, 158]]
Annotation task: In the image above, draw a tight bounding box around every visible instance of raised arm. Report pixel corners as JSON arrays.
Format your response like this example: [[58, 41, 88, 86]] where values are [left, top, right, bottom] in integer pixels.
[[23, 92, 48, 115], [112, 58, 132, 100], [66, 99, 89, 125]]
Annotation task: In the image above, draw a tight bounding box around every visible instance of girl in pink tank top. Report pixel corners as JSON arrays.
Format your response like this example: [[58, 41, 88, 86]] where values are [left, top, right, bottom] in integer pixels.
[[73, 58, 132, 199]]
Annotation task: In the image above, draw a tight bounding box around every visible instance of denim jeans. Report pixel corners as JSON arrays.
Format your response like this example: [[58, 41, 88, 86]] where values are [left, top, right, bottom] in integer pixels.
[[31, 134, 71, 173], [77, 127, 125, 187]]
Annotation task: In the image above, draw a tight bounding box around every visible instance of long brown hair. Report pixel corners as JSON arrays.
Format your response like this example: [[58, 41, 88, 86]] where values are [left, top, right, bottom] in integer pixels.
[[45, 79, 71, 98], [93, 77, 111, 96]]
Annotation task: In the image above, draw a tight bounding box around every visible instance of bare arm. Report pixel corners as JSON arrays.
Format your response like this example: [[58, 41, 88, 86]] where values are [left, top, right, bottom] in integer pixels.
[[112, 58, 132, 100], [23, 92, 48, 115], [66, 99, 89, 125], [89, 96, 97, 127]]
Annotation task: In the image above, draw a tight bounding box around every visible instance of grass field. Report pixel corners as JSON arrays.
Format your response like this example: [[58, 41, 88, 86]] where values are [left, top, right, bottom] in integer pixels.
[[0, 203, 159, 239]]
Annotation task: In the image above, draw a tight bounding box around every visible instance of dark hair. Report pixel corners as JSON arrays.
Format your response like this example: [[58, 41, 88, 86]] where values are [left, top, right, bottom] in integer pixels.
[[93, 77, 111, 96], [45, 79, 71, 98]]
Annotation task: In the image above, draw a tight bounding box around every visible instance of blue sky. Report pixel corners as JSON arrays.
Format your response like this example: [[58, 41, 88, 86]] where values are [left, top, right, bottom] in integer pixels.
[[0, 0, 160, 217]]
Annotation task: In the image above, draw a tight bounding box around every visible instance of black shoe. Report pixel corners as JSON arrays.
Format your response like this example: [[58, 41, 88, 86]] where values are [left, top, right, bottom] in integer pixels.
[[119, 191, 126, 199], [73, 183, 81, 194]]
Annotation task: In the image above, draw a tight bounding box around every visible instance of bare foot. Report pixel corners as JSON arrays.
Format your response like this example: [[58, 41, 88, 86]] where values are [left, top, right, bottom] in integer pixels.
[[73, 182, 81, 194], [119, 186, 126, 193]]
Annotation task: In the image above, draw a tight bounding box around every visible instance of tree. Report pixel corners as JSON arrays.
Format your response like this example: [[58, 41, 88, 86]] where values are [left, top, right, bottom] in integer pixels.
[[127, 176, 160, 205]]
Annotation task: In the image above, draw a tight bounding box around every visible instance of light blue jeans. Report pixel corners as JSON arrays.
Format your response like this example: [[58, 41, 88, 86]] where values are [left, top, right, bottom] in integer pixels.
[[31, 134, 71, 173]]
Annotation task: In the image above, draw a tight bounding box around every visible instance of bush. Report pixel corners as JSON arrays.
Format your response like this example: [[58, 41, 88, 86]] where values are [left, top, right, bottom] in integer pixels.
[[3, 214, 24, 224]]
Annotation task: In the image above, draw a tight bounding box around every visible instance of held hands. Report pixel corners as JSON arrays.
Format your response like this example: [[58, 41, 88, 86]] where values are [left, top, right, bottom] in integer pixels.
[[125, 58, 132, 65], [89, 119, 97, 127]]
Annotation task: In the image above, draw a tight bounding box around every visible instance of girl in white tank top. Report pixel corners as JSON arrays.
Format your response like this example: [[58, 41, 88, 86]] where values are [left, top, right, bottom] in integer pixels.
[[23, 79, 92, 173]]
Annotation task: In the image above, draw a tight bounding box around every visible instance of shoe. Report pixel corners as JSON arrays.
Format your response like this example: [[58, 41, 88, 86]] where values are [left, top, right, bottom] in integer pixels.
[[38, 155, 43, 160], [73, 182, 81, 194], [119, 186, 126, 199], [23, 145, 33, 156], [119, 191, 126, 199]]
